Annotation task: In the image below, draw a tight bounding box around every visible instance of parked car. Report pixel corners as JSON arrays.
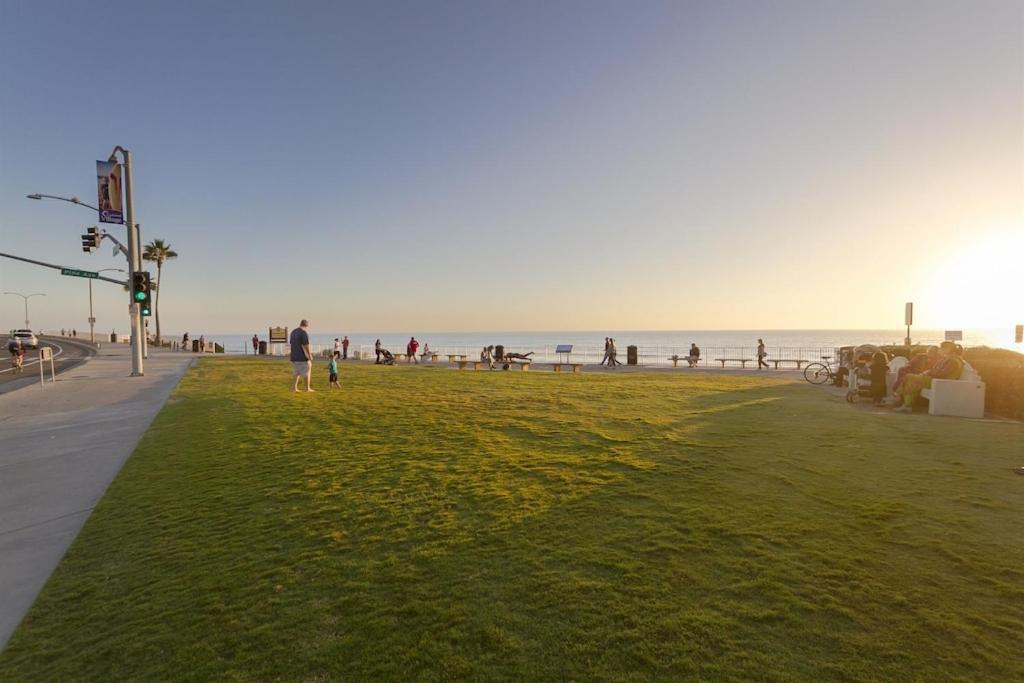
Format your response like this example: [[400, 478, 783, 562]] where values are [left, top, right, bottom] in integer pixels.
[[11, 329, 39, 349]]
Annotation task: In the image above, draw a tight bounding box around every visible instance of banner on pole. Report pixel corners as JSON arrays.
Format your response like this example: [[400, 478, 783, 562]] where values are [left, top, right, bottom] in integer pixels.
[[96, 160, 124, 224], [904, 302, 913, 326]]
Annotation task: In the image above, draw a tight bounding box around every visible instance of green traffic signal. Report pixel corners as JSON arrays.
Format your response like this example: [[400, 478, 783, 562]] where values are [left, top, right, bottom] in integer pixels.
[[134, 291, 147, 302]]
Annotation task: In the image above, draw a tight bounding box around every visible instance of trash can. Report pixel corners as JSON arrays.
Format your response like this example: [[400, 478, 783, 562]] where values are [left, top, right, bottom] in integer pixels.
[[109, 332, 117, 343], [495, 344, 504, 361], [192, 339, 201, 353], [627, 345, 638, 365], [258, 341, 268, 355]]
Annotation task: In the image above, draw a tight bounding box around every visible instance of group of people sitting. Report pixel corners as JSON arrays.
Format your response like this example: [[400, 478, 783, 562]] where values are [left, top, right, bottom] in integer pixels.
[[480, 346, 534, 369], [861, 341, 967, 411]]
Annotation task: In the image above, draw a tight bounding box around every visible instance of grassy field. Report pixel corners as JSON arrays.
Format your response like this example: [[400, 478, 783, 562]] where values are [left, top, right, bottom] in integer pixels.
[[2, 359, 1022, 680]]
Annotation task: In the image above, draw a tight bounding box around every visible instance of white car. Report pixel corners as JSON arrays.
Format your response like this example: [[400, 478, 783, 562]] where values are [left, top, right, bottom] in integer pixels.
[[10, 329, 39, 349]]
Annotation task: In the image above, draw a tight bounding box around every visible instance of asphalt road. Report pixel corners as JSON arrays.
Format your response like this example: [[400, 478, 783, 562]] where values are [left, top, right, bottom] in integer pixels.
[[0, 336, 97, 394]]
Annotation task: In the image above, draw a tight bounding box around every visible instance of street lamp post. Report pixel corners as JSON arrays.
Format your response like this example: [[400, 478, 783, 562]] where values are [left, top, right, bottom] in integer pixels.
[[89, 268, 125, 343], [27, 148, 146, 377], [3, 291, 46, 328]]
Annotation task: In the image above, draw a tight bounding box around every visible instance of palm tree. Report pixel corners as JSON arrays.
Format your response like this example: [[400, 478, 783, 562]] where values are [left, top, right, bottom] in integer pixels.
[[142, 239, 178, 345]]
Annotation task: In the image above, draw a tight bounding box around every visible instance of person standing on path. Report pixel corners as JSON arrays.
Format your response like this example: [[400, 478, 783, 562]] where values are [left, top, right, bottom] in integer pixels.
[[290, 320, 315, 392], [252, 334, 259, 355], [600, 337, 610, 366], [182, 332, 189, 350], [375, 339, 383, 364], [341, 336, 349, 360], [757, 338, 769, 370], [333, 338, 341, 357], [407, 337, 419, 364]]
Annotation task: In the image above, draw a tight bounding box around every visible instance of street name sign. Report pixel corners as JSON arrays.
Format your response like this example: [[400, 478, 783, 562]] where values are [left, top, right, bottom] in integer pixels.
[[61, 268, 98, 279]]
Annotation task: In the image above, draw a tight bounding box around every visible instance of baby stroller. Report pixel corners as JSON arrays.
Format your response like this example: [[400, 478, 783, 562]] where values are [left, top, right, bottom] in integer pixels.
[[843, 344, 882, 403], [379, 348, 396, 365]]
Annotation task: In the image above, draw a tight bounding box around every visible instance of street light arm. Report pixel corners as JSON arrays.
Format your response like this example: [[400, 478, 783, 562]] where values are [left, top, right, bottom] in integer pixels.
[[101, 230, 130, 258], [26, 193, 100, 212]]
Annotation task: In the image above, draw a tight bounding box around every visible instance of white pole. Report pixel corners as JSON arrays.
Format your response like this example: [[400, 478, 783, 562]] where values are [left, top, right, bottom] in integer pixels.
[[88, 279, 95, 343]]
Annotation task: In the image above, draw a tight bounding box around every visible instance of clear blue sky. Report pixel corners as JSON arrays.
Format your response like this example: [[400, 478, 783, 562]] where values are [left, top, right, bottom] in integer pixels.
[[2, 0, 1021, 334]]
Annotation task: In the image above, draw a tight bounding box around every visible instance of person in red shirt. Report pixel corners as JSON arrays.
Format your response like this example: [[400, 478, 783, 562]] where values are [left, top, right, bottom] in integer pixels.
[[341, 335, 349, 360], [407, 337, 419, 364]]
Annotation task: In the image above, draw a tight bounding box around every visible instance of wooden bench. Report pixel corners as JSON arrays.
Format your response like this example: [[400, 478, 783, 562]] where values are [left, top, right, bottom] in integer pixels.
[[447, 354, 467, 363], [501, 360, 531, 371], [551, 363, 583, 373], [456, 360, 484, 371], [668, 355, 700, 367], [717, 358, 754, 368], [768, 359, 810, 370]]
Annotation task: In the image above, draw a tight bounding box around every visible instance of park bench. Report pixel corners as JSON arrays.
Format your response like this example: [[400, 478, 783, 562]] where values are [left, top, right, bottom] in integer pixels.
[[919, 364, 986, 418], [501, 360, 531, 371], [717, 358, 753, 368], [456, 360, 485, 371], [668, 355, 700, 367], [768, 359, 810, 370], [551, 363, 583, 373], [447, 354, 467, 363]]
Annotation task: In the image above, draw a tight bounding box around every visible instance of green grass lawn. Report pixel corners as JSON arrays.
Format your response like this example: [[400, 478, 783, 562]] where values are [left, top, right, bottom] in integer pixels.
[[2, 360, 1022, 680]]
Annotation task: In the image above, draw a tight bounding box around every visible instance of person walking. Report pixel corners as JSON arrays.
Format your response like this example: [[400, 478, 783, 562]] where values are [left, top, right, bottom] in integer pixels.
[[608, 338, 622, 367], [407, 337, 419, 363], [600, 337, 610, 366], [198, 335, 205, 351], [341, 335, 349, 360], [757, 338, 769, 370], [290, 319, 314, 392], [252, 334, 259, 355], [333, 338, 341, 356], [182, 332, 189, 351], [374, 339, 383, 364]]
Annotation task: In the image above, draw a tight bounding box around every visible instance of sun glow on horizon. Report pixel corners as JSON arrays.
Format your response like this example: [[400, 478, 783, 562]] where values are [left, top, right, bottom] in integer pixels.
[[921, 227, 1024, 329]]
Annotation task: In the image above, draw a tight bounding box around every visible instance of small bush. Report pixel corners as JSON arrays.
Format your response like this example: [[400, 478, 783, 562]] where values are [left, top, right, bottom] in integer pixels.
[[964, 347, 1024, 421]]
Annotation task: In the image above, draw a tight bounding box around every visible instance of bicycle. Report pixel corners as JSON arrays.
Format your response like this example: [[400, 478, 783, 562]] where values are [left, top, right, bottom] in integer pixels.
[[803, 355, 838, 385]]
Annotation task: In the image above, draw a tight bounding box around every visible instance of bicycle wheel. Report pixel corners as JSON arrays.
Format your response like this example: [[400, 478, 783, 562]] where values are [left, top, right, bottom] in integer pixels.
[[804, 362, 831, 384]]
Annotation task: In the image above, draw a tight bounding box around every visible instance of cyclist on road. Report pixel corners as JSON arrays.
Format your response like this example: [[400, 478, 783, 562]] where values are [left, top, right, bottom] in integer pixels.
[[8, 337, 25, 373]]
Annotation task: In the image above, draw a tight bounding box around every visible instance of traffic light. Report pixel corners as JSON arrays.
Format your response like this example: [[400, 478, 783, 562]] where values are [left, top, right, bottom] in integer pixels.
[[80, 226, 101, 253], [131, 271, 153, 316]]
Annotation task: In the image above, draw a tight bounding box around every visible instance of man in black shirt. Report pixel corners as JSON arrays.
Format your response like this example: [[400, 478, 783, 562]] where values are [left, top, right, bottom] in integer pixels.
[[290, 319, 314, 392]]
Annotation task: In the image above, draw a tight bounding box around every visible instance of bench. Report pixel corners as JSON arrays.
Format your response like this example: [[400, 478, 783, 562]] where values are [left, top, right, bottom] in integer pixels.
[[768, 359, 810, 370], [551, 363, 583, 373], [501, 360, 531, 371], [456, 360, 484, 371], [920, 365, 986, 418], [668, 355, 700, 368], [447, 354, 467, 363], [717, 358, 754, 368]]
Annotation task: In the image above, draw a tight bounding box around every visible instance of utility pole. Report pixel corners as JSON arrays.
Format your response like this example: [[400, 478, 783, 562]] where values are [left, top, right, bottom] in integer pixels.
[[110, 146, 145, 376]]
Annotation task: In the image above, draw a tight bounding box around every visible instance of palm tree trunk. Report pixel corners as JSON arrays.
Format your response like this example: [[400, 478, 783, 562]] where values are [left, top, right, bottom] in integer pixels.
[[155, 261, 162, 344]]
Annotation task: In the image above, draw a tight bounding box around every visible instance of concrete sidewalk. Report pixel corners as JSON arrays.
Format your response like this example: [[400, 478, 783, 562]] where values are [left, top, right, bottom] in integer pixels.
[[0, 345, 194, 649]]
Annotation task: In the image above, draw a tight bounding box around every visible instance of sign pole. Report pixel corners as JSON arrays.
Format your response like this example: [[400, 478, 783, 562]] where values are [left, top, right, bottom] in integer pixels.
[[88, 278, 95, 343]]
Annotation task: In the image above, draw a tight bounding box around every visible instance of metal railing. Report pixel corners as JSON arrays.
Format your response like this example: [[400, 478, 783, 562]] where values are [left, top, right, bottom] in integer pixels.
[[346, 343, 840, 367]]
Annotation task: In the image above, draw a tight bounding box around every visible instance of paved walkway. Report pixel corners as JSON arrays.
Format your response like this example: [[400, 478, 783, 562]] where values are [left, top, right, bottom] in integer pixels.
[[0, 345, 194, 649]]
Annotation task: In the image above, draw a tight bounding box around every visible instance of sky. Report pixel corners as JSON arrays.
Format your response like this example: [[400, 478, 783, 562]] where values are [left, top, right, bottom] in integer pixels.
[[1, 0, 1021, 335]]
